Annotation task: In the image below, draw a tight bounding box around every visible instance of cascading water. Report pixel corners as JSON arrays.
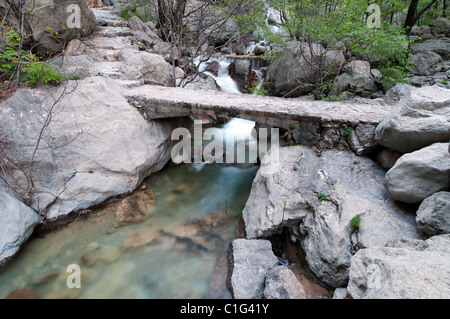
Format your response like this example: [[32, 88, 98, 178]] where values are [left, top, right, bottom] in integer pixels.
[[194, 56, 242, 94]]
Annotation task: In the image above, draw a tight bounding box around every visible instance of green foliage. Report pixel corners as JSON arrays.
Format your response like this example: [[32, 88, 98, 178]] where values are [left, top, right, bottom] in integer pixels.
[[0, 31, 63, 87], [317, 192, 330, 201], [351, 214, 361, 228], [259, 0, 414, 98], [343, 127, 352, 140], [249, 84, 270, 96]]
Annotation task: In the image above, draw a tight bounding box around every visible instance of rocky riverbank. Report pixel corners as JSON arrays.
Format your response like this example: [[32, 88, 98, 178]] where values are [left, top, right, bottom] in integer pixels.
[[1, 5, 449, 299], [229, 84, 450, 299]]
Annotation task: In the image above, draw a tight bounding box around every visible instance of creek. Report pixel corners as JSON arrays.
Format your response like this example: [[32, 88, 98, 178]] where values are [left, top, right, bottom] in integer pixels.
[[0, 118, 259, 299]]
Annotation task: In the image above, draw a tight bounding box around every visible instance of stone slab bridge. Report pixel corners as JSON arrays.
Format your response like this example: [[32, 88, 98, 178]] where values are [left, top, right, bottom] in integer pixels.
[[124, 85, 395, 155]]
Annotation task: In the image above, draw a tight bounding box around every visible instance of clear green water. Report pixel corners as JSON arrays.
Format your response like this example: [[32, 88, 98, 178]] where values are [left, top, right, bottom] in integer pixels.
[[0, 120, 259, 299]]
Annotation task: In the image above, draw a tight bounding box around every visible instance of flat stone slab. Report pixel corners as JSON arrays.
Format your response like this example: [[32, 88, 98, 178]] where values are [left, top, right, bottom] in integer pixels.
[[124, 85, 395, 128]]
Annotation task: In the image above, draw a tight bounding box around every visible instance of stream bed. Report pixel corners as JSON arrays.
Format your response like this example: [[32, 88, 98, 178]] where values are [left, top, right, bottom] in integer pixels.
[[0, 119, 259, 299]]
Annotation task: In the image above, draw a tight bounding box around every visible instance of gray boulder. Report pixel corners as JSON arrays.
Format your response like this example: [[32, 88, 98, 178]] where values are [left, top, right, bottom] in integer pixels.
[[432, 18, 450, 37], [263, 265, 306, 299], [266, 42, 345, 97], [410, 51, 443, 76], [0, 0, 97, 54], [243, 146, 421, 288], [375, 85, 450, 153], [119, 49, 173, 86], [411, 39, 450, 60], [347, 235, 450, 299], [0, 182, 41, 265], [332, 60, 380, 97], [229, 239, 278, 299], [416, 191, 450, 236], [385, 143, 450, 204], [0, 77, 187, 221]]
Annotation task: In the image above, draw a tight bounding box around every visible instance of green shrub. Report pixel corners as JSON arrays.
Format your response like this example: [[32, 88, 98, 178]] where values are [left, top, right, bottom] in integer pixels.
[[351, 214, 361, 228], [0, 31, 63, 87]]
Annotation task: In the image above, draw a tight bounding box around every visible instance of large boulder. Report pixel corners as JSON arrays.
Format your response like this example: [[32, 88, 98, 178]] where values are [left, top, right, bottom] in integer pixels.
[[228, 239, 278, 299], [243, 146, 421, 288], [347, 235, 450, 299], [375, 85, 450, 153], [266, 42, 345, 97], [119, 49, 173, 86], [432, 18, 450, 37], [385, 143, 450, 204], [410, 51, 443, 76], [332, 61, 381, 97], [0, 182, 41, 265], [0, 77, 188, 221], [416, 191, 450, 236], [0, 0, 97, 54], [411, 39, 450, 60]]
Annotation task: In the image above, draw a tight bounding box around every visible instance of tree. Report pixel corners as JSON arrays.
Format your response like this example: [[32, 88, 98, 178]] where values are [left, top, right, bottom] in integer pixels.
[[404, 0, 440, 32], [145, 0, 260, 87], [261, 0, 412, 99]]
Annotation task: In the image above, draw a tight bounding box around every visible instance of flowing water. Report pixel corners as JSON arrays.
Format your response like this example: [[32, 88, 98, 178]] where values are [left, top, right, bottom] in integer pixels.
[[0, 119, 259, 299]]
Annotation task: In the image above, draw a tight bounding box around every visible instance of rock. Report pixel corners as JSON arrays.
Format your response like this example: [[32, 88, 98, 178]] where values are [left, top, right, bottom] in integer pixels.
[[432, 18, 450, 37], [332, 288, 349, 299], [151, 42, 181, 63], [119, 49, 173, 86], [229, 239, 278, 299], [5, 289, 39, 299], [85, 0, 103, 8], [0, 0, 97, 54], [411, 51, 443, 76], [242, 146, 317, 239], [183, 75, 218, 91], [376, 148, 402, 170], [347, 123, 379, 155], [375, 85, 450, 153], [385, 143, 450, 204], [243, 146, 420, 288], [411, 39, 450, 60], [205, 61, 220, 77], [64, 39, 87, 56], [253, 45, 269, 56], [416, 191, 450, 236], [263, 265, 306, 299], [0, 77, 188, 221], [266, 42, 345, 97], [343, 61, 371, 75], [332, 72, 379, 97], [347, 235, 450, 299], [383, 83, 414, 102], [81, 241, 101, 267], [113, 187, 155, 227], [0, 182, 41, 265]]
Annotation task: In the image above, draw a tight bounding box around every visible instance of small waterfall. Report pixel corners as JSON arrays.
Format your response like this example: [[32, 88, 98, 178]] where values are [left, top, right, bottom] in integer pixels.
[[194, 56, 242, 94]]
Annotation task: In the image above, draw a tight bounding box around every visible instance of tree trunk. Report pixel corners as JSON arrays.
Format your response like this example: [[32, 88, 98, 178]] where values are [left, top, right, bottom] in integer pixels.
[[404, 0, 419, 32]]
